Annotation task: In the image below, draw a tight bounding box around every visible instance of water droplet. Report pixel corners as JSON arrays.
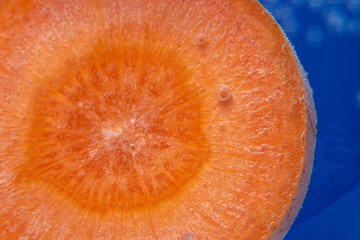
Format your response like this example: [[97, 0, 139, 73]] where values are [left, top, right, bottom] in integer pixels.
[[282, 43, 288, 55], [195, 33, 207, 45], [130, 144, 137, 154], [269, 221, 276, 232], [299, 96, 305, 104], [216, 85, 231, 102]]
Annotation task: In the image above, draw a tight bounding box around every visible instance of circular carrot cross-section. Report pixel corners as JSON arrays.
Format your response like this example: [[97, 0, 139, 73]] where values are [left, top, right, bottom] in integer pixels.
[[0, 0, 316, 240]]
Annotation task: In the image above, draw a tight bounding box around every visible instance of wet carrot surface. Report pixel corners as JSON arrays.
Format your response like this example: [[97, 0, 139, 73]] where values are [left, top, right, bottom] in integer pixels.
[[0, 0, 316, 239]]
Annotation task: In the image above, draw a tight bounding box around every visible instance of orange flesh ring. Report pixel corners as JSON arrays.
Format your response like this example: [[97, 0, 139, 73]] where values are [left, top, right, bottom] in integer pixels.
[[0, 0, 316, 239]]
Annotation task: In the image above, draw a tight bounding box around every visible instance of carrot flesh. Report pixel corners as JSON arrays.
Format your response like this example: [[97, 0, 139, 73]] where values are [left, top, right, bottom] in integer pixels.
[[0, 0, 316, 239]]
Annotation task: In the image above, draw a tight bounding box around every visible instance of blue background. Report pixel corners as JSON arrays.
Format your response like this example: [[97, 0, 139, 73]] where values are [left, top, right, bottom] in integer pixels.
[[258, 0, 360, 239]]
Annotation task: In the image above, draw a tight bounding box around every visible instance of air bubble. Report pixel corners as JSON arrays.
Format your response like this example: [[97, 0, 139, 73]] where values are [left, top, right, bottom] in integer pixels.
[[129, 144, 137, 154], [195, 33, 207, 45], [216, 85, 231, 101]]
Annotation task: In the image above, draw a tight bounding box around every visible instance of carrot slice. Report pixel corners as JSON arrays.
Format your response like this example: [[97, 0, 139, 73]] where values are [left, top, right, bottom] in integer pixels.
[[0, 0, 316, 239]]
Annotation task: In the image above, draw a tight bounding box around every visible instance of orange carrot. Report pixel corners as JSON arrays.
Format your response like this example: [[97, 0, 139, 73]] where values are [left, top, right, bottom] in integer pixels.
[[0, 0, 316, 239]]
